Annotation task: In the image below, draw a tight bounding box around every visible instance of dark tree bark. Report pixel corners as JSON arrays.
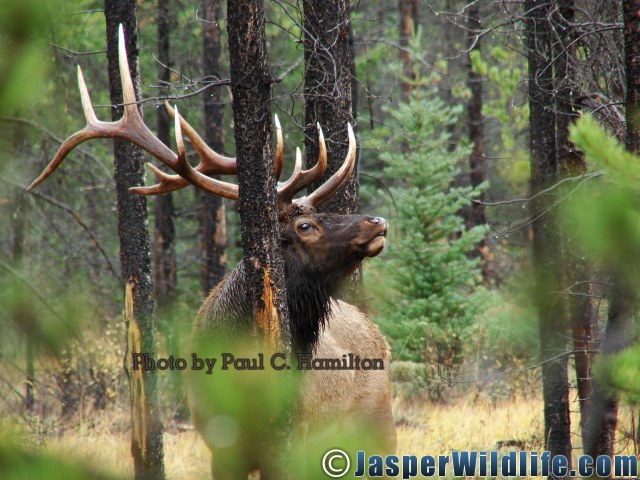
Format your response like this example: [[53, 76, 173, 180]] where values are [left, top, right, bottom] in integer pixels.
[[399, 0, 419, 101], [227, 0, 290, 346], [347, 2, 358, 123], [525, 0, 572, 465], [303, 0, 358, 214], [583, 285, 628, 458], [584, 0, 640, 458], [154, 0, 177, 308], [466, 3, 485, 228], [626, 0, 640, 154], [201, 0, 228, 294], [552, 0, 597, 444], [104, 2, 165, 478], [465, 2, 490, 280]]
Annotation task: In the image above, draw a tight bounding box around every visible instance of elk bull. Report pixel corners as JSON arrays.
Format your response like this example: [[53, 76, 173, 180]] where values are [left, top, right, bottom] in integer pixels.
[[28, 26, 396, 479]]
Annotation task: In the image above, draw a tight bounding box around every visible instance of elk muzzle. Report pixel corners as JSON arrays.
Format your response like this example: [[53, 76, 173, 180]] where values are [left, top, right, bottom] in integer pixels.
[[351, 216, 388, 258]]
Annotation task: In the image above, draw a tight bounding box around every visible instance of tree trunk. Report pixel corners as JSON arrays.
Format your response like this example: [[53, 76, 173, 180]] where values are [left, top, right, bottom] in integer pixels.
[[552, 0, 597, 445], [585, 0, 640, 458], [626, 0, 640, 154], [525, 0, 572, 465], [465, 2, 490, 280], [227, 0, 290, 347], [303, 0, 358, 214], [104, 2, 165, 478], [583, 284, 628, 458], [154, 0, 177, 309], [226, 6, 291, 470], [399, 0, 419, 101], [466, 3, 485, 228], [201, 0, 228, 294]]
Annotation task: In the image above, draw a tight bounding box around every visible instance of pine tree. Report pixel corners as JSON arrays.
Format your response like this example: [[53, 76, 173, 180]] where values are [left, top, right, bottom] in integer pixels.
[[375, 89, 487, 378]]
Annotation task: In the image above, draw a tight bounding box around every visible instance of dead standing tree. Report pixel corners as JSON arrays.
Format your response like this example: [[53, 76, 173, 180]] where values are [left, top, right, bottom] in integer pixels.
[[584, 0, 640, 459], [303, 0, 358, 215], [201, 0, 228, 294], [154, 0, 177, 308], [525, 0, 572, 465], [550, 0, 597, 446], [226, 0, 291, 346], [27, 16, 166, 480]]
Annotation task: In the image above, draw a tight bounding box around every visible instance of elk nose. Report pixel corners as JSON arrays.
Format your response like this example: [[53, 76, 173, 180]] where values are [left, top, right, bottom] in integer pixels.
[[367, 216, 388, 234]]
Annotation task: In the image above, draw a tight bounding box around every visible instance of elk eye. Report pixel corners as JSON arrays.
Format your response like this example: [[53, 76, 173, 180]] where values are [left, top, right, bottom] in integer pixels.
[[299, 222, 311, 231]]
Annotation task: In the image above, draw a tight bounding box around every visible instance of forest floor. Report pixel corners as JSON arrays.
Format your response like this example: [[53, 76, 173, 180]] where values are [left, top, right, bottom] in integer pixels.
[[13, 394, 638, 479]]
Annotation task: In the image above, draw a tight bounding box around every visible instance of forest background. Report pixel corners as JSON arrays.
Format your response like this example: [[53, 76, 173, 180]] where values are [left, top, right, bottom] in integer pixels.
[[1, 0, 639, 478]]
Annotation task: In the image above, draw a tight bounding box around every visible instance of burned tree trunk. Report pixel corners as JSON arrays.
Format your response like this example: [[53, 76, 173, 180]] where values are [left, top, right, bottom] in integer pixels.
[[303, 0, 357, 214], [154, 0, 177, 308], [226, 0, 290, 346], [201, 0, 228, 294], [104, 1, 165, 478], [584, 0, 640, 458], [525, 0, 572, 464]]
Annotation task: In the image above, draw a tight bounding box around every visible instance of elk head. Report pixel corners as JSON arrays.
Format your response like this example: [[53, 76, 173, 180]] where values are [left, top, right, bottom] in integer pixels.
[[27, 25, 388, 351]]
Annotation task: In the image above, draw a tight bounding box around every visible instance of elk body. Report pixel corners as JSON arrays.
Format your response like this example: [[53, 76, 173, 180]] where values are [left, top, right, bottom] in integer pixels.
[[29, 26, 396, 479]]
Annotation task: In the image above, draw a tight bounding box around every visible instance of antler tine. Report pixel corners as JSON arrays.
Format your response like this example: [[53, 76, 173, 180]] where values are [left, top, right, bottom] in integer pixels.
[[132, 102, 238, 195], [298, 123, 356, 208], [277, 122, 327, 204], [28, 24, 178, 192], [26, 67, 94, 191], [133, 108, 286, 196], [274, 114, 284, 181], [165, 102, 236, 174], [169, 106, 239, 199]]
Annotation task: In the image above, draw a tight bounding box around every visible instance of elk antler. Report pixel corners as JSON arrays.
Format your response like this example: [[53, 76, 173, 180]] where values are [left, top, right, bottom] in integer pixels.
[[131, 103, 284, 195], [294, 123, 356, 208], [27, 24, 356, 208], [27, 24, 243, 200]]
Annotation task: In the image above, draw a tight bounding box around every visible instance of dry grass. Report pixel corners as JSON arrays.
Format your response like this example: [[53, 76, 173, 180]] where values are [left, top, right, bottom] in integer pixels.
[[8, 393, 638, 479], [395, 396, 545, 455]]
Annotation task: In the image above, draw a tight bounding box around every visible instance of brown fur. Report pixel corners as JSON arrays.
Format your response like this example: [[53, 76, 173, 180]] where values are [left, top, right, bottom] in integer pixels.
[[189, 207, 396, 478]]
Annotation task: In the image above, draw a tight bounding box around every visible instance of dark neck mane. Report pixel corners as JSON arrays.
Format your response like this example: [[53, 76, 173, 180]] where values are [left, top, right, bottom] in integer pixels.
[[285, 267, 338, 354]]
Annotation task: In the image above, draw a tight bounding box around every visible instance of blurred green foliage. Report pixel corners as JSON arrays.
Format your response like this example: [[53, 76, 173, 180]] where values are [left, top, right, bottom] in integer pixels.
[[564, 116, 640, 290], [0, 0, 62, 112], [562, 115, 640, 404]]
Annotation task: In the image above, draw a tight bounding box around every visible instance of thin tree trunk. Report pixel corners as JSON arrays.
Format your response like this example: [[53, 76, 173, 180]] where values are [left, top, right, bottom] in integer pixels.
[[585, 0, 640, 458], [201, 0, 227, 294], [104, 2, 165, 478], [303, 0, 358, 214], [525, 0, 572, 466], [583, 284, 627, 458], [466, 3, 485, 228], [465, 2, 490, 280], [553, 0, 597, 444], [348, 2, 358, 122], [154, 0, 177, 308], [399, 0, 419, 101]]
